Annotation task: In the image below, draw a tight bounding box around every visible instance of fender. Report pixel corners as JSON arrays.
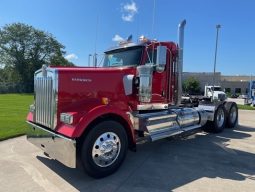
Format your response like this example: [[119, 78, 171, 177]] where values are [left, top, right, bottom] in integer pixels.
[[57, 105, 135, 143]]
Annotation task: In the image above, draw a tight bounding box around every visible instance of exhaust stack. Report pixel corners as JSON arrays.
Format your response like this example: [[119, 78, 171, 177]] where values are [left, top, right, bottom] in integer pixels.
[[176, 20, 186, 106]]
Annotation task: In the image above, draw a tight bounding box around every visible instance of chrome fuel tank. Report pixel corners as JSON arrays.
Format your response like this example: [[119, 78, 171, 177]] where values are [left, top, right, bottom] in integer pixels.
[[174, 108, 200, 128]]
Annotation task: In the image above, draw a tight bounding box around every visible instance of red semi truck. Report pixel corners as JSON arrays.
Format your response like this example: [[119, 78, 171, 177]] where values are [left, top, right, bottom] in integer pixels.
[[26, 20, 238, 178]]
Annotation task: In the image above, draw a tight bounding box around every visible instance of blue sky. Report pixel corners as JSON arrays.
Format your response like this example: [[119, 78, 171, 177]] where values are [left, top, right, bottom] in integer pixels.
[[0, 0, 254, 75]]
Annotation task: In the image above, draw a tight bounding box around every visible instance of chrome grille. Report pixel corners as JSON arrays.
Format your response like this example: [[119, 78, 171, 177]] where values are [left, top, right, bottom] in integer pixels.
[[34, 68, 58, 129]]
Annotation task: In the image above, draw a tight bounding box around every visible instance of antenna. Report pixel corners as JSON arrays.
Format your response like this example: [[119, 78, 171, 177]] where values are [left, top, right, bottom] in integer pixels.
[[136, 12, 140, 43], [151, 0, 156, 38]]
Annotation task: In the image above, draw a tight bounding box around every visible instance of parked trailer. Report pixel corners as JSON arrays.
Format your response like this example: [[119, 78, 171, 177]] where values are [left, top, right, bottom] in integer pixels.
[[26, 20, 238, 178]]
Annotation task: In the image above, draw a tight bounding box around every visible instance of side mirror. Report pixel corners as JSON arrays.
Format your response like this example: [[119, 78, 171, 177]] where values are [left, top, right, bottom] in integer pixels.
[[156, 46, 167, 73]]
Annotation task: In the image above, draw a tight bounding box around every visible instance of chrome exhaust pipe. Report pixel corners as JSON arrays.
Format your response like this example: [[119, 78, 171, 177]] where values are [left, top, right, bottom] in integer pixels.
[[176, 20, 186, 106]]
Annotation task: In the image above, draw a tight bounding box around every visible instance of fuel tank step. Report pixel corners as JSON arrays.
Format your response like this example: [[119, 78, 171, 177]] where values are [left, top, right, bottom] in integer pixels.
[[133, 108, 205, 141]]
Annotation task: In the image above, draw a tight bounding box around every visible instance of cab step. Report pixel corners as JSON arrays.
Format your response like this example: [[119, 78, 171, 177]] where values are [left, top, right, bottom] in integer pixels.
[[133, 108, 204, 142]]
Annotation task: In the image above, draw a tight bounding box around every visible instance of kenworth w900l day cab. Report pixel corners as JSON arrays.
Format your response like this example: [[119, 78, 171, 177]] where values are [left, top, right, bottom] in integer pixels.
[[26, 20, 238, 178]]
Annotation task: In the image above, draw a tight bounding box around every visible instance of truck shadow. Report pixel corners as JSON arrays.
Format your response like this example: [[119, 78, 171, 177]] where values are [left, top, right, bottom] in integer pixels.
[[37, 124, 255, 192]]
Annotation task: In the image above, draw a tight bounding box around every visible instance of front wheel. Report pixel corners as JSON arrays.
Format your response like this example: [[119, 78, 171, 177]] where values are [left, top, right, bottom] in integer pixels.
[[81, 121, 128, 178]]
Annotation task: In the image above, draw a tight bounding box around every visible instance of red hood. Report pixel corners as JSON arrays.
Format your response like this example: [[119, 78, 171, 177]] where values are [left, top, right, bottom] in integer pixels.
[[55, 66, 137, 115]]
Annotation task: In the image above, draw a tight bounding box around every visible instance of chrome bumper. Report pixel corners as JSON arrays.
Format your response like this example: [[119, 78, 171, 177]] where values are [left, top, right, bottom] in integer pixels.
[[26, 121, 76, 168]]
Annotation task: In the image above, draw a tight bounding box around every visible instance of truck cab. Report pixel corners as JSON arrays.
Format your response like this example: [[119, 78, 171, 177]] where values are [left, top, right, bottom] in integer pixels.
[[26, 20, 238, 178], [204, 85, 226, 101]]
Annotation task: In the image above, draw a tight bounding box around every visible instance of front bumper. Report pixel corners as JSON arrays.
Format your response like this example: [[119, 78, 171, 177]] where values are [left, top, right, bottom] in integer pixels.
[[26, 121, 76, 168]]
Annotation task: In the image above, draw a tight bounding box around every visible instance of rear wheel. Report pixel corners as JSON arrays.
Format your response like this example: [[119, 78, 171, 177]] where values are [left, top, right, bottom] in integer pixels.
[[81, 121, 128, 178], [212, 105, 227, 133], [225, 102, 238, 128], [204, 105, 227, 133]]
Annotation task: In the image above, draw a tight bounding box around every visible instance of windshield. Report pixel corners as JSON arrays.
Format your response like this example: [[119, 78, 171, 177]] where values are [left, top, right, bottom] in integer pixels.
[[212, 87, 222, 91], [103, 47, 142, 67]]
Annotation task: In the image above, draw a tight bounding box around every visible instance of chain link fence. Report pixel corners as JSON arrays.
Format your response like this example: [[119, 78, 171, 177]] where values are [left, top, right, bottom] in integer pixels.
[[0, 82, 33, 93]]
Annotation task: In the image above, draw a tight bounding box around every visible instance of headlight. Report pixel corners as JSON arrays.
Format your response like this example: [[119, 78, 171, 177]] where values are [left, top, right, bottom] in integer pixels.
[[60, 113, 74, 125]]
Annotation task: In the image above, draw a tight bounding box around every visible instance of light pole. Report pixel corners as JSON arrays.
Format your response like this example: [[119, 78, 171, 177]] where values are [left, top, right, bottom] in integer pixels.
[[88, 54, 92, 67], [212, 24, 221, 101]]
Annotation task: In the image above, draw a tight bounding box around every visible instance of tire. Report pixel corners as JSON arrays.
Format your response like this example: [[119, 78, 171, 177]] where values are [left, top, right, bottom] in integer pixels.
[[204, 105, 227, 133], [224, 102, 238, 128], [81, 121, 128, 178]]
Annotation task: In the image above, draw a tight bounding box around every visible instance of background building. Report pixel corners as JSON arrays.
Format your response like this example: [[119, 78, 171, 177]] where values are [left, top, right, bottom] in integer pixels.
[[183, 72, 252, 95]]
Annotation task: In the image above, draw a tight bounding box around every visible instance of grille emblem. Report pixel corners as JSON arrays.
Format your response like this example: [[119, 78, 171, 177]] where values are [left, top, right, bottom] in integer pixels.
[[72, 78, 92, 82]]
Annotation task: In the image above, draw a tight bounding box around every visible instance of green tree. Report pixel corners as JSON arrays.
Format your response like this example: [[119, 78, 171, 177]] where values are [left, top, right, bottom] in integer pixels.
[[50, 52, 75, 66], [0, 23, 74, 92], [183, 77, 201, 95]]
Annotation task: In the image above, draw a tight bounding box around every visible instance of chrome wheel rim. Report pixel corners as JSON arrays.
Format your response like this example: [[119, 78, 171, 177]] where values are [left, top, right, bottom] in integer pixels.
[[230, 106, 237, 124], [216, 108, 225, 128], [92, 132, 121, 167]]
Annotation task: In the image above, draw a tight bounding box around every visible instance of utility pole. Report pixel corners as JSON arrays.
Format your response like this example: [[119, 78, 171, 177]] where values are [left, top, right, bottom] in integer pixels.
[[212, 24, 221, 101]]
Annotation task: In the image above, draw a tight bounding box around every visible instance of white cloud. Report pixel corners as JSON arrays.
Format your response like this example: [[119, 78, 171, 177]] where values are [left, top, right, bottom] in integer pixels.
[[112, 34, 124, 42], [123, 1, 138, 13], [121, 1, 138, 22], [65, 53, 78, 61], [122, 14, 134, 22]]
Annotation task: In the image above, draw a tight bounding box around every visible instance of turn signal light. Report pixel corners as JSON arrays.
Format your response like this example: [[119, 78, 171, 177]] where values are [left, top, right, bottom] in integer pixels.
[[101, 97, 109, 105]]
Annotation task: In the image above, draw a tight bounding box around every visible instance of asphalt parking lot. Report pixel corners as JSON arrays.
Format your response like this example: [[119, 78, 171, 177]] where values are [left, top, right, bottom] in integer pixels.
[[0, 110, 255, 192]]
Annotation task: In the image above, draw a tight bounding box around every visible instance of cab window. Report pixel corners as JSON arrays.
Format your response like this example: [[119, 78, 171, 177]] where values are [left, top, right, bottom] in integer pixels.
[[103, 47, 142, 67]]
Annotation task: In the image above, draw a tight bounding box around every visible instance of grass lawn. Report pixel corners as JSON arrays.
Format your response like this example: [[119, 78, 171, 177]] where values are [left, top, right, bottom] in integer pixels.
[[0, 94, 33, 141], [237, 104, 255, 110]]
